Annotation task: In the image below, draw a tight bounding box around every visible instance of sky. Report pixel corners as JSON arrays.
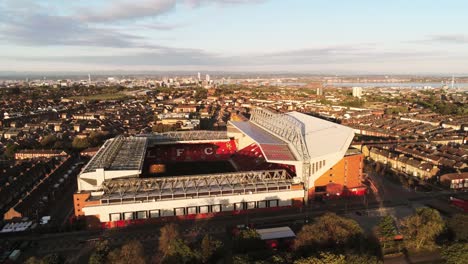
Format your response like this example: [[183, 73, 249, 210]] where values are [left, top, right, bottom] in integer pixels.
[[0, 0, 468, 74]]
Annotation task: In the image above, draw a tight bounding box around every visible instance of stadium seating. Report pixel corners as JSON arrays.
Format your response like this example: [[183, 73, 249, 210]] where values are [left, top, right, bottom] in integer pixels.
[[230, 143, 265, 171], [145, 140, 237, 163], [231, 143, 296, 175]]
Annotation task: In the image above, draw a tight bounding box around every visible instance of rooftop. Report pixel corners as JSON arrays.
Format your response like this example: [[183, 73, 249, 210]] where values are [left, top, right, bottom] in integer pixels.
[[82, 136, 147, 173]]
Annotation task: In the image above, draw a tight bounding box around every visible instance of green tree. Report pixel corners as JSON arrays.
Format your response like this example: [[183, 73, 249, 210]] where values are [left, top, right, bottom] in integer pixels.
[[400, 208, 444, 250], [441, 242, 468, 264], [377, 215, 397, 248], [158, 223, 180, 257], [294, 252, 346, 264], [345, 254, 382, 264], [107, 240, 146, 264], [42, 254, 65, 264], [294, 213, 363, 251], [88, 240, 110, 264], [88, 131, 108, 147], [72, 137, 90, 150], [233, 228, 265, 253], [162, 239, 200, 264], [24, 257, 42, 264], [232, 254, 250, 264], [200, 235, 223, 263], [40, 135, 58, 147], [4, 142, 19, 159], [447, 214, 468, 242]]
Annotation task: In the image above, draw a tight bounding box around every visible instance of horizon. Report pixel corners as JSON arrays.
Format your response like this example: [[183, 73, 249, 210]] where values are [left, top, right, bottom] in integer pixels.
[[1, 0, 468, 74]]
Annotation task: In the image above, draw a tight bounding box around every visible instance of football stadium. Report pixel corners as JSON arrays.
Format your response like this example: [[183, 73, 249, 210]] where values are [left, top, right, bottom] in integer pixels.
[[74, 109, 366, 228]]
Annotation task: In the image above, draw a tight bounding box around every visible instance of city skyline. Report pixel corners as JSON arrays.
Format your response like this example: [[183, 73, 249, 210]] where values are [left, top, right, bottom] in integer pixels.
[[1, 0, 468, 74]]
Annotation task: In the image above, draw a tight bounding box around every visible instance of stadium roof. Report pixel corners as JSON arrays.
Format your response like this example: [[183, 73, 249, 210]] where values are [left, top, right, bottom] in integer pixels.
[[230, 121, 297, 161], [142, 131, 229, 146], [286, 112, 354, 159], [234, 109, 355, 163], [82, 136, 147, 173]]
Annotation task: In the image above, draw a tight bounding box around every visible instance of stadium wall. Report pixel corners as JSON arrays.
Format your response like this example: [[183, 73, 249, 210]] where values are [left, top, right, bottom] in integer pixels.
[[82, 189, 304, 223], [308, 152, 364, 198]]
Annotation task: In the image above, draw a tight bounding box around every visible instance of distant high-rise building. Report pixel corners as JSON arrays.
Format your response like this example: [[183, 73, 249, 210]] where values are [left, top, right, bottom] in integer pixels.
[[352, 87, 363, 98], [198, 72, 201, 81], [316, 87, 323, 96], [206, 74, 210, 82]]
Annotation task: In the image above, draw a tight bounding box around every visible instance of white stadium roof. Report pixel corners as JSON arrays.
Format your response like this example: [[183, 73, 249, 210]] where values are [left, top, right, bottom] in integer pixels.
[[286, 111, 354, 159]]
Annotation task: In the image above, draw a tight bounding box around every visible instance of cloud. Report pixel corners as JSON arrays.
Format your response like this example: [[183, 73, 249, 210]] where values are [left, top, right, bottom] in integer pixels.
[[430, 34, 468, 44], [78, 0, 177, 23], [184, 0, 266, 8], [0, 13, 146, 48], [410, 34, 468, 45], [78, 0, 266, 23], [10, 45, 451, 69], [0, 0, 266, 48]]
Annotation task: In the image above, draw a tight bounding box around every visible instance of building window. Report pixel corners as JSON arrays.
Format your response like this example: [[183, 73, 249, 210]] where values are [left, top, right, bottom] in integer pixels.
[[315, 186, 326, 192], [149, 210, 160, 218], [234, 202, 244, 210], [110, 213, 121, 221], [161, 210, 174, 217], [187, 206, 197, 215], [211, 204, 221, 213], [269, 200, 279, 207], [222, 204, 234, 211], [246, 201, 256, 209], [199, 206, 210, 214], [174, 208, 185, 216], [123, 212, 134, 220], [136, 211, 147, 219], [258, 201, 267, 208]]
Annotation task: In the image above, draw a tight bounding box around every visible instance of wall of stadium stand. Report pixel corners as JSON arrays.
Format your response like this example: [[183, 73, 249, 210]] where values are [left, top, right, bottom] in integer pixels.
[[74, 188, 305, 229], [309, 152, 366, 198]]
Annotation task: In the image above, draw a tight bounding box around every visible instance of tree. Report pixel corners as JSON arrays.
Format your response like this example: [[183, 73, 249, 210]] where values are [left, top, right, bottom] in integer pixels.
[[200, 235, 223, 263], [42, 254, 65, 264], [24, 257, 42, 264], [400, 208, 444, 250], [441, 242, 468, 264], [161, 239, 200, 264], [345, 254, 382, 264], [40, 135, 58, 147], [107, 240, 146, 264], [232, 254, 250, 264], [89, 131, 108, 147], [233, 228, 265, 253], [4, 142, 19, 159], [158, 223, 180, 257], [447, 214, 468, 242], [294, 213, 363, 251], [294, 252, 346, 264], [88, 240, 110, 264], [72, 137, 90, 150], [376, 216, 397, 248]]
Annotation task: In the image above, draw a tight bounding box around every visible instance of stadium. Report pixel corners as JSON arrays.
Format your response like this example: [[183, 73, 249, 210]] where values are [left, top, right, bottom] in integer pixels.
[[74, 109, 366, 228]]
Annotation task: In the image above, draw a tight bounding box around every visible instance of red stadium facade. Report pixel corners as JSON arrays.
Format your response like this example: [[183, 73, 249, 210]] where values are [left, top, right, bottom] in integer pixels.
[[74, 110, 366, 228]]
